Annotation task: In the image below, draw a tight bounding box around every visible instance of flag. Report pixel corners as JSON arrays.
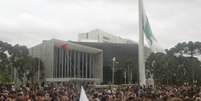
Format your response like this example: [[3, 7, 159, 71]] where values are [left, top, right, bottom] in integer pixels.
[[61, 43, 69, 52], [143, 13, 157, 46], [79, 86, 89, 101], [55, 41, 69, 53]]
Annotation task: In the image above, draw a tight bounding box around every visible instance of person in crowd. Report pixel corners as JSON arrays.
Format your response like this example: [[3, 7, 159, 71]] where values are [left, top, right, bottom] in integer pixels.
[[1, 81, 201, 101]]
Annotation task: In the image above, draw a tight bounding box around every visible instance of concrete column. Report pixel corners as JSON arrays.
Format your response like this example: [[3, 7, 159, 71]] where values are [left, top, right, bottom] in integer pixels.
[[69, 51, 71, 77], [91, 55, 93, 78], [80, 52, 82, 78], [59, 48, 62, 78], [64, 49, 66, 78], [53, 47, 54, 78], [92, 55, 95, 78], [71, 50, 73, 77], [74, 51, 76, 78], [77, 52, 80, 78], [54, 47, 57, 78], [82, 52, 84, 78], [64, 50, 66, 78], [65, 51, 68, 78], [71, 50, 73, 78], [56, 47, 58, 78], [69, 50, 72, 77], [75, 51, 78, 78], [88, 53, 90, 78], [67, 50, 69, 77], [71, 50, 74, 78], [64, 51, 66, 78], [89, 54, 92, 78], [56, 47, 59, 78], [61, 48, 64, 78], [87, 53, 90, 78], [96, 52, 103, 83], [58, 48, 60, 78], [85, 53, 88, 78]]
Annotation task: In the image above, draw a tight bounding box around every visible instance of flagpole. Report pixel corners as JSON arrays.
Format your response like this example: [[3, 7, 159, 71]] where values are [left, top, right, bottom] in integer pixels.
[[138, 0, 146, 86]]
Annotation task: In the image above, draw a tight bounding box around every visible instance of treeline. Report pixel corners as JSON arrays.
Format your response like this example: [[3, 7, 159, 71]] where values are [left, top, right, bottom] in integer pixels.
[[146, 41, 201, 85], [0, 41, 44, 83]]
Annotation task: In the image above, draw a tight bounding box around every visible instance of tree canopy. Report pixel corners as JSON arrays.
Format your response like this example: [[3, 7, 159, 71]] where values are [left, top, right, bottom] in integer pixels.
[[0, 41, 44, 83], [146, 41, 201, 85]]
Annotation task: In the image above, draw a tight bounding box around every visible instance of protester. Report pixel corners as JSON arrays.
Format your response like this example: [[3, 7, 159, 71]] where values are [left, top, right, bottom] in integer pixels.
[[1, 82, 201, 101]]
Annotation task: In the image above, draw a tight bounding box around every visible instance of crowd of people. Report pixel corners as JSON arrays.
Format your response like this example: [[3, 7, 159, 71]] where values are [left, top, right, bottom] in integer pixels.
[[1, 81, 201, 101]]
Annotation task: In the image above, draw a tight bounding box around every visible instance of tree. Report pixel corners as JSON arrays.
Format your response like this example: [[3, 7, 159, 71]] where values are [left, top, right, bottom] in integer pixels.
[[26, 57, 45, 82], [0, 40, 44, 83], [146, 42, 201, 85], [11, 50, 44, 83], [146, 52, 172, 85], [168, 41, 201, 84], [0, 41, 13, 82], [168, 41, 201, 57]]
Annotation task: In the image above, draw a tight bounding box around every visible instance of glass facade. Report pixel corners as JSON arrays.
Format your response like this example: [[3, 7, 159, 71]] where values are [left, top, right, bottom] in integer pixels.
[[53, 47, 96, 79]]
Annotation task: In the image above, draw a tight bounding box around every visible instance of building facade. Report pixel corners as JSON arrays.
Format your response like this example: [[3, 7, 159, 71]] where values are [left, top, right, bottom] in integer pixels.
[[74, 42, 151, 84], [29, 39, 103, 83], [78, 29, 135, 44]]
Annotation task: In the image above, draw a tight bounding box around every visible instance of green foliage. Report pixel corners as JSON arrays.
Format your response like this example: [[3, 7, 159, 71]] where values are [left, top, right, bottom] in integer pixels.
[[0, 41, 12, 82], [0, 71, 10, 83], [168, 41, 201, 57], [0, 40, 44, 83], [117, 58, 138, 84], [146, 41, 201, 85]]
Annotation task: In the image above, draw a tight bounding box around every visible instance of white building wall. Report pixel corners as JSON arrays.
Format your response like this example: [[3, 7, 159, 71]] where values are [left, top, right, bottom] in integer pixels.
[[79, 29, 135, 44], [29, 39, 103, 83], [29, 40, 55, 79]]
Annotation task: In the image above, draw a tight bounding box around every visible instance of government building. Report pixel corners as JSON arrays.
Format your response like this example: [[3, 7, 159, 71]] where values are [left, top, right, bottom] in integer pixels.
[[72, 42, 150, 84], [78, 29, 135, 44], [29, 38, 150, 84], [29, 39, 103, 84]]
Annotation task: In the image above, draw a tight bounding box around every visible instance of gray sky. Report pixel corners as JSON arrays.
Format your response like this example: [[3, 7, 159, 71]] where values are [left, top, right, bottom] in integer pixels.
[[0, 0, 201, 49]]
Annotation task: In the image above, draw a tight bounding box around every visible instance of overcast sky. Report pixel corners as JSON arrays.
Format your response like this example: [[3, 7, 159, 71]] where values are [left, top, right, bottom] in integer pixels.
[[0, 0, 201, 49]]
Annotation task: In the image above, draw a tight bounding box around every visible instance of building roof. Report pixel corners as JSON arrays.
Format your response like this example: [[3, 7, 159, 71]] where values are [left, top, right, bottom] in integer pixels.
[[52, 39, 103, 53]]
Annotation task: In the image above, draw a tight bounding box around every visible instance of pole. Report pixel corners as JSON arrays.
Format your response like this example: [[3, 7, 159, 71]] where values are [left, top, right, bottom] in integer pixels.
[[112, 57, 116, 84], [112, 60, 114, 84], [131, 71, 133, 84], [38, 59, 40, 82], [124, 71, 126, 84], [127, 65, 130, 84], [138, 0, 146, 86]]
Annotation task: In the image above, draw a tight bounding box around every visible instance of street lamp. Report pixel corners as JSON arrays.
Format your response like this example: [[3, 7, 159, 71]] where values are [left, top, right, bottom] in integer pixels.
[[127, 65, 132, 84], [112, 57, 119, 84], [124, 70, 127, 84]]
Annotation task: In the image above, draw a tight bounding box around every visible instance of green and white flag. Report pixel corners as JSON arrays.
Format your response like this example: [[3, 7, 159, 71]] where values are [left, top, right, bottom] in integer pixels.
[[143, 13, 157, 46]]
